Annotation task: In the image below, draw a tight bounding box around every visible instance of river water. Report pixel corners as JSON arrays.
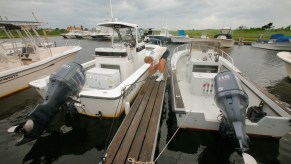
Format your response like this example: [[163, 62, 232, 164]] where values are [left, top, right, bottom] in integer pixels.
[[0, 37, 290, 164]]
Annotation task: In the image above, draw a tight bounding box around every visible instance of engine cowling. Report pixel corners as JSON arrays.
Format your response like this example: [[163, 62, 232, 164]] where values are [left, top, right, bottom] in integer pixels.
[[214, 71, 249, 149], [8, 62, 85, 145]]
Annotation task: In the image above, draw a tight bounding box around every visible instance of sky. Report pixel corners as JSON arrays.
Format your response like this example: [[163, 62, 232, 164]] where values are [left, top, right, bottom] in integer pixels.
[[1, 0, 291, 30]]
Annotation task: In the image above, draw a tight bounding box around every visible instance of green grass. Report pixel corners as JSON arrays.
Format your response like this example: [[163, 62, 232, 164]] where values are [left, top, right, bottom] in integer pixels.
[[169, 29, 291, 41], [1, 28, 291, 42]]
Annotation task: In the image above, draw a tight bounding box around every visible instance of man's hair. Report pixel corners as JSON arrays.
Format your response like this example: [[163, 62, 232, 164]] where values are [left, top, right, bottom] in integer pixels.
[[144, 56, 153, 63]]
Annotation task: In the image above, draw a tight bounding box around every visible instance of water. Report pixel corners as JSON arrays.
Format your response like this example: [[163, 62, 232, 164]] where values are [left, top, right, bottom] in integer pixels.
[[0, 37, 291, 164]]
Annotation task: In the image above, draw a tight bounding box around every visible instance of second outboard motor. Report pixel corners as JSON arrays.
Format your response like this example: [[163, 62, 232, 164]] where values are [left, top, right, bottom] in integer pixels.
[[8, 62, 85, 145], [214, 71, 249, 150]]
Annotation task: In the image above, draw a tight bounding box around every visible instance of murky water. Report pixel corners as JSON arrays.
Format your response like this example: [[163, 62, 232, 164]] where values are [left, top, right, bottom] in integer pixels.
[[0, 37, 290, 164]]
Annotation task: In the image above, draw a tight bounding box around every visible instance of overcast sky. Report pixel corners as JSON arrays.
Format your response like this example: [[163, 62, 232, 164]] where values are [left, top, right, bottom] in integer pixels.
[[1, 0, 291, 30]]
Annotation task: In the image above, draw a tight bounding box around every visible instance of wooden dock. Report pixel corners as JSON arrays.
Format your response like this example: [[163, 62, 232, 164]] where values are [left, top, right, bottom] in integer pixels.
[[103, 77, 167, 164]]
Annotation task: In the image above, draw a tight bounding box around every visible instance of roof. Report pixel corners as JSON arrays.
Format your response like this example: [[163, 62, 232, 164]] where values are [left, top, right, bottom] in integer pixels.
[[0, 21, 46, 30], [97, 21, 138, 29]]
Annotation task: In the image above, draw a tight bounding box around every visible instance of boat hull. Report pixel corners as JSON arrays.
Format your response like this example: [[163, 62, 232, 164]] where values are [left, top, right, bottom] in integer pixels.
[[252, 42, 291, 51], [170, 36, 191, 43], [210, 38, 235, 48], [0, 47, 80, 98], [277, 52, 291, 79]]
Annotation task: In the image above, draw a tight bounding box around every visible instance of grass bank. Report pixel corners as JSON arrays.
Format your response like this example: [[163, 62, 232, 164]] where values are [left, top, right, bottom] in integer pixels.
[[169, 29, 291, 41]]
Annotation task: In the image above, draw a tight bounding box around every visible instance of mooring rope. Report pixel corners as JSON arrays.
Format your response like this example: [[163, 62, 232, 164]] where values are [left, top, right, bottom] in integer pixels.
[[153, 109, 193, 163]]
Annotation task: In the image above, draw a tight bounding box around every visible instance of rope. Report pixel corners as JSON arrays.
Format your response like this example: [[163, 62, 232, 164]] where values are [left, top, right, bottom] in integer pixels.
[[153, 109, 193, 163]]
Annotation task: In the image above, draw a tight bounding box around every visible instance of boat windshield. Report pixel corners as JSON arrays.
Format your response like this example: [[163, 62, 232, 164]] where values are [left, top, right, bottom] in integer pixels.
[[112, 27, 143, 45]]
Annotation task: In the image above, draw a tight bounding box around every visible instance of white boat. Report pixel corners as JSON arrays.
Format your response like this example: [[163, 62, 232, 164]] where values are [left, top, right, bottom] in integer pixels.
[[170, 41, 291, 141], [251, 34, 291, 51], [210, 27, 235, 48], [61, 30, 81, 39], [277, 51, 291, 79], [29, 21, 167, 118], [170, 30, 191, 43], [147, 27, 172, 43], [90, 26, 112, 40], [0, 21, 82, 98]]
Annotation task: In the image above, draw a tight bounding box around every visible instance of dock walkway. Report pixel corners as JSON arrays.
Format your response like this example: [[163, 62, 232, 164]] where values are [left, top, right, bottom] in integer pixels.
[[103, 77, 167, 164]]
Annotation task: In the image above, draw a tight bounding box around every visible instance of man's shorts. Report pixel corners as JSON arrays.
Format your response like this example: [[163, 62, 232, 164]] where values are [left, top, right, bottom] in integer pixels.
[[161, 49, 170, 60]]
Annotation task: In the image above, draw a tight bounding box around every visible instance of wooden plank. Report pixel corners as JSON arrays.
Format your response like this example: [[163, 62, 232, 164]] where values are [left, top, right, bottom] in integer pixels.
[[105, 78, 154, 164], [139, 80, 166, 162], [112, 78, 156, 164], [172, 72, 185, 108], [125, 81, 160, 163]]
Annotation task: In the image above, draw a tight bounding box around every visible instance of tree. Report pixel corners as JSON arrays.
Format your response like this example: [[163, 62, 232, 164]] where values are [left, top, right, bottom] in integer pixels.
[[262, 22, 273, 30], [238, 25, 247, 30]]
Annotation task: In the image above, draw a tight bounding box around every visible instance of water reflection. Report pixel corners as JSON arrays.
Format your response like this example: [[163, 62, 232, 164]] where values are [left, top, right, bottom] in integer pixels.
[[21, 113, 122, 163], [165, 109, 280, 164], [266, 77, 291, 105]]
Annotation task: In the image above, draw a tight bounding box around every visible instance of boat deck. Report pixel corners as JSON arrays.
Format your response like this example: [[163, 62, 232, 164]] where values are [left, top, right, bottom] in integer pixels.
[[103, 77, 167, 164]]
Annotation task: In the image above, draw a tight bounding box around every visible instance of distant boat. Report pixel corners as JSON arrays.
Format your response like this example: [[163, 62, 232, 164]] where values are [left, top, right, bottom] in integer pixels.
[[147, 27, 172, 43], [210, 27, 235, 48], [90, 26, 112, 40], [170, 30, 191, 43], [277, 51, 291, 79], [0, 20, 82, 98], [61, 30, 81, 39], [252, 34, 291, 51]]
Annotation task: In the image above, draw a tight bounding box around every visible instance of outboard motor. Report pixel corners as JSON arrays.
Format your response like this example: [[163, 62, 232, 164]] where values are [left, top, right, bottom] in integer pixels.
[[214, 71, 250, 150], [8, 62, 85, 145]]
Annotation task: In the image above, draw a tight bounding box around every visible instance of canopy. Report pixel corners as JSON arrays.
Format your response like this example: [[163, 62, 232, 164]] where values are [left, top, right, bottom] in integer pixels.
[[97, 21, 138, 29]]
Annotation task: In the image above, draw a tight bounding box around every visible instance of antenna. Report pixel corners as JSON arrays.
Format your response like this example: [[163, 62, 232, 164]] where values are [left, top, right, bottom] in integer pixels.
[[32, 12, 39, 22], [110, 0, 114, 21]]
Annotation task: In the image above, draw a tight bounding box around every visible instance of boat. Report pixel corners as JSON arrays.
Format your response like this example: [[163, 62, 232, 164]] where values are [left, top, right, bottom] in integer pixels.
[[210, 27, 235, 48], [61, 30, 77, 39], [0, 20, 82, 98], [90, 26, 112, 40], [147, 27, 172, 43], [277, 51, 291, 79], [170, 40, 291, 152], [251, 34, 291, 51], [29, 21, 167, 119], [170, 30, 191, 43]]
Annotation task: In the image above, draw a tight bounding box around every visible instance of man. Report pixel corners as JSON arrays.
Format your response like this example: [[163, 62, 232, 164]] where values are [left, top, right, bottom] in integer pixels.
[[144, 48, 169, 81]]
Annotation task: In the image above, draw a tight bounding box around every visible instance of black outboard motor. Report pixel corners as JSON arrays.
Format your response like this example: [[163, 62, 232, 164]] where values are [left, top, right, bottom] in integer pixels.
[[8, 62, 85, 146], [214, 71, 250, 150]]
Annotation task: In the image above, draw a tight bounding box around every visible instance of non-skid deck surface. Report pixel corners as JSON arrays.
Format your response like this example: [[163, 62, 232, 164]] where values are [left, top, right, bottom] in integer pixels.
[[104, 77, 167, 164]]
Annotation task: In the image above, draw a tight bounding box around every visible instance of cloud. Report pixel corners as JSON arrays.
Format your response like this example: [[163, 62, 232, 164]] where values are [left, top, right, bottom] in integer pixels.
[[1, 0, 290, 30]]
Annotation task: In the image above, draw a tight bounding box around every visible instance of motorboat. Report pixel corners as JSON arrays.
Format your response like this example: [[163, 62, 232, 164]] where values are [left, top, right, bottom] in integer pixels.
[[90, 26, 112, 40], [61, 30, 82, 39], [170, 41, 291, 151], [210, 27, 235, 48], [252, 34, 291, 51], [170, 30, 191, 43], [277, 51, 291, 79], [147, 27, 172, 43], [29, 21, 167, 119], [0, 20, 82, 98]]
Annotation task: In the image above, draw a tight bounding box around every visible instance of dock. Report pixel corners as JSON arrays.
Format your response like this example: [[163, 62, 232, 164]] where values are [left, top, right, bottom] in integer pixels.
[[103, 76, 167, 164]]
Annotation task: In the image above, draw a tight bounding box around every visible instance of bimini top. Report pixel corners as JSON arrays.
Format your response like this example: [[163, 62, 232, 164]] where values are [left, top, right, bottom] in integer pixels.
[[97, 21, 138, 29], [0, 21, 46, 27]]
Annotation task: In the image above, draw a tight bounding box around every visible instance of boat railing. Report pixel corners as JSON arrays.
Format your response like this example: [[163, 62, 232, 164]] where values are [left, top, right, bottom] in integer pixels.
[[220, 49, 234, 64], [190, 42, 234, 64], [171, 44, 190, 70], [53, 39, 81, 47]]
